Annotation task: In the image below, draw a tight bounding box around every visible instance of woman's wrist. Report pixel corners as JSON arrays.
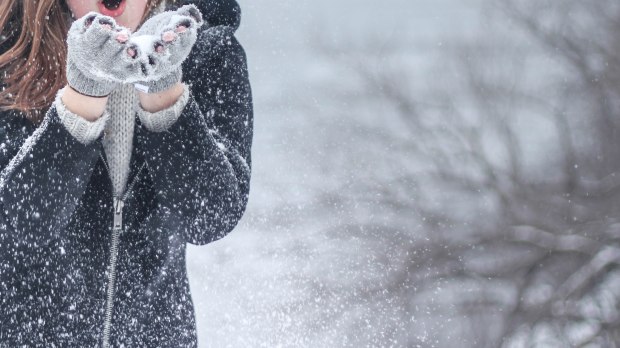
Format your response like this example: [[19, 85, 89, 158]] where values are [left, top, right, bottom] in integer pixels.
[[60, 85, 109, 122], [138, 82, 185, 113]]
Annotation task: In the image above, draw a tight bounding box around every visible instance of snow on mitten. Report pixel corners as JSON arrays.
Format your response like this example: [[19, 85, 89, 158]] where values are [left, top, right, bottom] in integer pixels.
[[129, 5, 204, 94], [66, 13, 139, 97]]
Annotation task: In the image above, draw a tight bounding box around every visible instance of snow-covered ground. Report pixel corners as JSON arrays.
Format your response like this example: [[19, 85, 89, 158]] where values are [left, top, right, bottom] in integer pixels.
[[186, 1, 483, 347]]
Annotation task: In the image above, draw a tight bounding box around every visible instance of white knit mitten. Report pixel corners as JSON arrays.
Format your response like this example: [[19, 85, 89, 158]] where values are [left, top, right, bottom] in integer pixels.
[[129, 5, 204, 93], [66, 13, 138, 97]]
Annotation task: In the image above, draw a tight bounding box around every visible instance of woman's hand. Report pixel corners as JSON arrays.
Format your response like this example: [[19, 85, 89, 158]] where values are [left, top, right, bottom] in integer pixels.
[[128, 5, 204, 94], [61, 6, 204, 118], [65, 12, 138, 97]]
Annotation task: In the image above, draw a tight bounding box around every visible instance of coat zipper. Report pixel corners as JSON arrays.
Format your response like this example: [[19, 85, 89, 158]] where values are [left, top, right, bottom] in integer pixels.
[[99, 152, 146, 348]]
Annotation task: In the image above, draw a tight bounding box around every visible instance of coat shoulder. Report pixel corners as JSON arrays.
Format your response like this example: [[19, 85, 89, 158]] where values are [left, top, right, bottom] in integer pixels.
[[174, 0, 241, 30]]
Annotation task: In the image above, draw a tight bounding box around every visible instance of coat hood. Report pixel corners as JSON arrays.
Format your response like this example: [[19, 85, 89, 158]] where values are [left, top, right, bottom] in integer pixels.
[[178, 0, 241, 31]]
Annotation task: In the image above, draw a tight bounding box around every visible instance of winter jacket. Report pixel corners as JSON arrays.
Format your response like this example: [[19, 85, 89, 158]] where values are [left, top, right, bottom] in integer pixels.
[[0, 0, 253, 346]]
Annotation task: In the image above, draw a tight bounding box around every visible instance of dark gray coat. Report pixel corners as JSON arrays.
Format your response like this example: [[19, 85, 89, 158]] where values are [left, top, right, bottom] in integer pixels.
[[0, 0, 252, 346]]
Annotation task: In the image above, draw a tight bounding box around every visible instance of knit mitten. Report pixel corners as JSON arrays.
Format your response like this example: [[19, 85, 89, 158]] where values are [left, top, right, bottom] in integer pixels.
[[129, 5, 204, 93], [66, 13, 139, 97]]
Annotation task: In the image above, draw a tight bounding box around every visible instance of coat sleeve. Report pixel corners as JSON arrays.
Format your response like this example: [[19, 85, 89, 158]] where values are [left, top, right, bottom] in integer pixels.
[[0, 106, 102, 245], [135, 25, 253, 246]]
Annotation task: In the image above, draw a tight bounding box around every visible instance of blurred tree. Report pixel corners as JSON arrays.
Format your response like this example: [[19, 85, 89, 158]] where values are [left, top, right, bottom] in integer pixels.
[[302, 0, 620, 346]]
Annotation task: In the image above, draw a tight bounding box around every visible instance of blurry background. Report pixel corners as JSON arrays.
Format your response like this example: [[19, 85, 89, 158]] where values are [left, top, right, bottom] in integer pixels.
[[187, 0, 620, 346]]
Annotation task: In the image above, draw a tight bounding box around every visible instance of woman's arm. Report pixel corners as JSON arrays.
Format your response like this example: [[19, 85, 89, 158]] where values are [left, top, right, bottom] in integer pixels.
[[0, 104, 103, 244], [61, 85, 108, 121], [138, 82, 185, 113], [135, 26, 253, 245]]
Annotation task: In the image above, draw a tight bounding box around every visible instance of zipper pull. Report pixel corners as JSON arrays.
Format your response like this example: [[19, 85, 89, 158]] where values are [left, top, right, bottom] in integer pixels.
[[113, 198, 124, 230]]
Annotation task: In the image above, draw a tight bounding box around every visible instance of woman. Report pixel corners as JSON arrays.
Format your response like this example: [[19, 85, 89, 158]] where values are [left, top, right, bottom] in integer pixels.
[[0, 0, 252, 346]]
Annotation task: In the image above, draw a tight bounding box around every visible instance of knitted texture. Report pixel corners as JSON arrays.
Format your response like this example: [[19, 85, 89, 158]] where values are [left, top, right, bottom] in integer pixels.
[[130, 5, 204, 93], [55, 83, 188, 197], [66, 13, 138, 97], [102, 84, 137, 197], [55, 87, 110, 145], [137, 84, 190, 132]]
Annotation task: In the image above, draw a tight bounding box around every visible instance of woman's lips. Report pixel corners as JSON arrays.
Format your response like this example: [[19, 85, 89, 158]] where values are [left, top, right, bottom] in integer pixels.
[[97, 0, 127, 17]]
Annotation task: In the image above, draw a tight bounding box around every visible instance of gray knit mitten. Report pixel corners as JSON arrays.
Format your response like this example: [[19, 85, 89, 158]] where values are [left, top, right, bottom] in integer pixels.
[[129, 5, 204, 93], [66, 13, 139, 97]]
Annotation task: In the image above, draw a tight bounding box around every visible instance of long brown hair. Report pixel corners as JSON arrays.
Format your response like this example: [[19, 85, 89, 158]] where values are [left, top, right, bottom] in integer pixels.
[[0, 0, 167, 124]]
